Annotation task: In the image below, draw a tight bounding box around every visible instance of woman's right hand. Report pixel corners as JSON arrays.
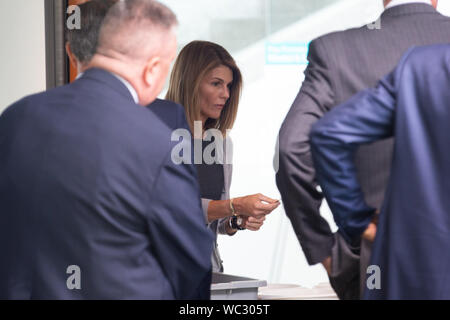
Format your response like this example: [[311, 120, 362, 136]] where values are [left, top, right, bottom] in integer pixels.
[[233, 193, 280, 218], [241, 215, 266, 231]]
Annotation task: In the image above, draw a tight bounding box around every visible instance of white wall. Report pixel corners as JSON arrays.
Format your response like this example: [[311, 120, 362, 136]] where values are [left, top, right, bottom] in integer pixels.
[[0, 0, 46, 113], [438, 1, 450, 15]]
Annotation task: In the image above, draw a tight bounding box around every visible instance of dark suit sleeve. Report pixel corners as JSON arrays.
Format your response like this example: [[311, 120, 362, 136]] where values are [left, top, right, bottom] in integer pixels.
[[146, 140, 213, 299], [310, 58, 403, 242], [276, 38, 336, 265]]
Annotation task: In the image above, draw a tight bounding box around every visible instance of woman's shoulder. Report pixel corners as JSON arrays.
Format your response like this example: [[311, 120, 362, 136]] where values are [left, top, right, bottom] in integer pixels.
[[223, 134, 233, 165], [224, 134, 233, 148]]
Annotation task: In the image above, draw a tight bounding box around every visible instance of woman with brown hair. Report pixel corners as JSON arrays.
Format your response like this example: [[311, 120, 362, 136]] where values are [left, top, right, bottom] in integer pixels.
[[166, 40, 280, 272]]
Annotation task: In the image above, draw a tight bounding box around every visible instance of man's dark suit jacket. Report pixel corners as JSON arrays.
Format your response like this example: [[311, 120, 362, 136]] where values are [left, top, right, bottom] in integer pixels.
[[276, 3, 450, 298], [311, 44, 450, 299], [147, 98, 186, 130], [0, 68, 213, 299]]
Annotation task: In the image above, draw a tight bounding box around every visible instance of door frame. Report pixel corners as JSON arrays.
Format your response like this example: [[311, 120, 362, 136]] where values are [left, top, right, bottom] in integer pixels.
[[44, 0, 69, 89]]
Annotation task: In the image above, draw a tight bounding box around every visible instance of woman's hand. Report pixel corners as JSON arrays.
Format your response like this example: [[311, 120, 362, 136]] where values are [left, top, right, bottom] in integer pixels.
[[233, 193, 280, 218], [241, 215, 266, 231]]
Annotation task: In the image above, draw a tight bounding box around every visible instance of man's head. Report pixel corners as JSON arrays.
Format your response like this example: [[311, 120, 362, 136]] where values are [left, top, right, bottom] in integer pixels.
[[65, 0, 118, 73], [89, 0, 178, 106], [383, 0, 438, 9]]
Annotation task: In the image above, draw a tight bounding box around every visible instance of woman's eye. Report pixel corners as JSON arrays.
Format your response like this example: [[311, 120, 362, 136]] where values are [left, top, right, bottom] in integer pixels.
[[212, 82, 220, 86]]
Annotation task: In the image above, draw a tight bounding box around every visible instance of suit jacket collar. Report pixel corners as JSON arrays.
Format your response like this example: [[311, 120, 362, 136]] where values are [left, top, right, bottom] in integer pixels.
[[382, 3, 438, 18], [80, 68, 138, 104]]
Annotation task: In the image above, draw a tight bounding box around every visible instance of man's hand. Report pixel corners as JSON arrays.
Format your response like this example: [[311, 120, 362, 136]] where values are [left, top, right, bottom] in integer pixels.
[[362, 222, 377, 242], [362, 211, 379, 242], [322, 256, 332, 276]]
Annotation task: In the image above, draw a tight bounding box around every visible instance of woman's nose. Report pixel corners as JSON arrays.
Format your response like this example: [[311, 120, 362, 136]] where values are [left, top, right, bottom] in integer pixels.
[[221, 86, 230, 100]]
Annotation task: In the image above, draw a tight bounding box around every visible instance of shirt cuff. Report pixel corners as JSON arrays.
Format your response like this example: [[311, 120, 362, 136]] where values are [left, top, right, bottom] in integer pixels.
[[201, 198, 211, 224]]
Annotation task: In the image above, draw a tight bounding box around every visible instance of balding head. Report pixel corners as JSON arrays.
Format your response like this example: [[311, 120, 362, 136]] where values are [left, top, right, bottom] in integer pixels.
[[88, 0, 178, 106], [97, 0, 177, 62]]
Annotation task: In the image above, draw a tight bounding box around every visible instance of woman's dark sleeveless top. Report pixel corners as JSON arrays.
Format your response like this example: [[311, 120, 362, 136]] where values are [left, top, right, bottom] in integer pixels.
[[195, 139, 224, 200]]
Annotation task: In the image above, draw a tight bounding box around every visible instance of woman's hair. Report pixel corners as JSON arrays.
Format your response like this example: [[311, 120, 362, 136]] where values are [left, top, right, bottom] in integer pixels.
[[166, 40, 242, 135]]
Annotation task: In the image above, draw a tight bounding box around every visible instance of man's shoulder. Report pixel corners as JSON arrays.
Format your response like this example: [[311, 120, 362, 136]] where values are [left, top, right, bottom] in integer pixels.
[[313, 6, 450, 48], [146, 98, 187, 131], [312, 23, 372, 48], [408, 43, 450, 59], [1, 87, 61, 120], [1, 79, 122, 121], [398, 44, 450, 74], [148, 98, 184, 113]]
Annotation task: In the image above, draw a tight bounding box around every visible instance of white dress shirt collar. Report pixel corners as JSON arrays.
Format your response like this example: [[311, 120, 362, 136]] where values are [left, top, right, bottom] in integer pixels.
[[385, 0, 432, 10], [110, 73, 140, 104], [76, 71, 140, 104]]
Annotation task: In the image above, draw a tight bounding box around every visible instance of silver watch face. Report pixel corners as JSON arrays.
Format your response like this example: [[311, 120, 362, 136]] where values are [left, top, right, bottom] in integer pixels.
[[237, 216, 243, 227]]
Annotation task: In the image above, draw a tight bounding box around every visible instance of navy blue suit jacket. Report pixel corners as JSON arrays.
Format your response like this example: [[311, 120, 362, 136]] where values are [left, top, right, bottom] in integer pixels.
[[147, 98, 187, 131], [0, 68, 213, 299], [311, 45, 450, 299]]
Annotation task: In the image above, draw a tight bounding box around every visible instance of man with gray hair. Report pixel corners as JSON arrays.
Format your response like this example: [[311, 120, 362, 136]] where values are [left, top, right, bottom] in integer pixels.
[[64, 0, 187, 137], [276, 0, 450, 299], [0, 0, 213, 299], [65, 0, 118, 74]]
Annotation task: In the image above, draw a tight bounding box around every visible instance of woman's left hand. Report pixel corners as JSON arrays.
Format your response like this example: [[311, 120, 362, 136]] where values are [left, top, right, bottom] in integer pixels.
[[241, 215, 266, 231]]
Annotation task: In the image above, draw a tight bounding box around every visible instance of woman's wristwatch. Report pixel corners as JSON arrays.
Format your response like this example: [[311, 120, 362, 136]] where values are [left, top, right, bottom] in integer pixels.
[[229, 215, 245, 230]]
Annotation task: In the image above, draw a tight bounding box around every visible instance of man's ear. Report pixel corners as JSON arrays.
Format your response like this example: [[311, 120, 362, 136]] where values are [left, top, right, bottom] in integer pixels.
[[65, 42, 79, 71], [143, 56, 161, 87]]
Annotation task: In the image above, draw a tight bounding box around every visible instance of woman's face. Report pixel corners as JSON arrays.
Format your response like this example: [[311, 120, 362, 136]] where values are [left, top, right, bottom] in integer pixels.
[[198, 65, 233, 123]]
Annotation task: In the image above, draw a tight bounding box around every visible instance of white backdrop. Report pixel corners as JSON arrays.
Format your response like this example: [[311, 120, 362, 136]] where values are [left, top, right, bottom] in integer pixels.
[[0, 0, 46, 113]]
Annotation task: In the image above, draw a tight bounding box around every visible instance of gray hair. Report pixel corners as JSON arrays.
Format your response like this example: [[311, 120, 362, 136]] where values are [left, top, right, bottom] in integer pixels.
[[65, 0, 118, 64], [97, 0, 178, 60]]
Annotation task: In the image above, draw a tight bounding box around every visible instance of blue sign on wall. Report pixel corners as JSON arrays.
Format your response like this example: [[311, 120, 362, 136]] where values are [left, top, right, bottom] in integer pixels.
[[265, 42, 310, 65]]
